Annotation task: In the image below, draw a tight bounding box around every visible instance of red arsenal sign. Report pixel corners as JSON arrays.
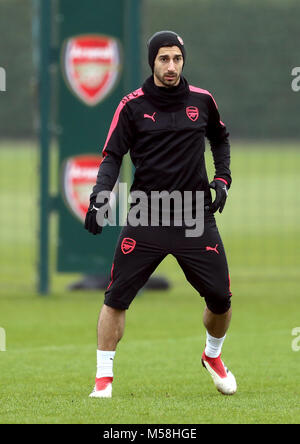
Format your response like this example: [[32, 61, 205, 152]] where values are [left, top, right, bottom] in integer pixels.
[[62, 154, 103, 222], [62, 154, 119, 223], [186, 106, 199, 122], [121, 238, 136, 255], [62, 34, 122, 106]]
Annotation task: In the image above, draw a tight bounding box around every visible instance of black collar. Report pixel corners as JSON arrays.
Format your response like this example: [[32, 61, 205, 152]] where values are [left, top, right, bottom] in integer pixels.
[[142, 75, 190, 111]]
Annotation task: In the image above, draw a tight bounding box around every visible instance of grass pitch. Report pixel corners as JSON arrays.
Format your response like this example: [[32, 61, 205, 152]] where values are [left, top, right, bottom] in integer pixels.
[[0, 140, 299, 424]]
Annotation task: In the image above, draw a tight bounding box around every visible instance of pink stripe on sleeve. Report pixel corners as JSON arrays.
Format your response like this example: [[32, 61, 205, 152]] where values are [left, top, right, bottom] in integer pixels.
[[214, 177, 228, 185], [189, 85, 225, 127], [102, 88, 144, 156], [189, 85, 211, 97], [102, 101, 125, 156], [107, 262, 114, 290]]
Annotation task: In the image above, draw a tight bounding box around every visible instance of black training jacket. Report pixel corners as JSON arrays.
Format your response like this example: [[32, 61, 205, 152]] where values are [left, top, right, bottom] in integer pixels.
[[90, 76, 231, 209]]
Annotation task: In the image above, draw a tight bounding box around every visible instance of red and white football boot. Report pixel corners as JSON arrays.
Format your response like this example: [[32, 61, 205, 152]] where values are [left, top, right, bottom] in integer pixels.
[[201, 351, 237, 395], [89, 377, 113, 398]]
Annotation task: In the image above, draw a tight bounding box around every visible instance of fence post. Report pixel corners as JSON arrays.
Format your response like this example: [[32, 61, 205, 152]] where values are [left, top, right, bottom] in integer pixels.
[[37, 0, 52, 294]]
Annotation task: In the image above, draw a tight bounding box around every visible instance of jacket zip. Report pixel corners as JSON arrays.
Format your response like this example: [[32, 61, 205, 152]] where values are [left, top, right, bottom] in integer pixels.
[[171, 112, 176, 128]]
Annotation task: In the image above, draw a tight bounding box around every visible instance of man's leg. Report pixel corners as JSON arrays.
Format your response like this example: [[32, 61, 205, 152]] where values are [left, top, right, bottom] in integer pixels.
[[173, 219, 236, 395], [201, 305, 236, 395], [203, 306, 232, 338], [97, 304, 126, 350], [202, 305, 232, 361], [89, 305, 126, 399], [89, 225, 167, 398]]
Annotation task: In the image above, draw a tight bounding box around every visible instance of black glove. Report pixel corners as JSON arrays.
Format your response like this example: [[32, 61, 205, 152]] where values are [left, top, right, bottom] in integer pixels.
[[208, 179, 228, 214], [84, 200, 107, 235]]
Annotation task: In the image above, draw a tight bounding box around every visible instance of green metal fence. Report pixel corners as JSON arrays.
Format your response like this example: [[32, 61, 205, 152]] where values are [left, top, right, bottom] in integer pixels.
[[1, 0, 300, 139]]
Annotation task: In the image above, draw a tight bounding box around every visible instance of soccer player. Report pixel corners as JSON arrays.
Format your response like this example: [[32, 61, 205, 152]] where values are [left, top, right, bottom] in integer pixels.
[[85, 31, 237, 397]]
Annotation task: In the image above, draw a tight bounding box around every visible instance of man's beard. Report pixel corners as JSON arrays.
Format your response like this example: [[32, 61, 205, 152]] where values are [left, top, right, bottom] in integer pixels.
[[154, 70, 180, 88]]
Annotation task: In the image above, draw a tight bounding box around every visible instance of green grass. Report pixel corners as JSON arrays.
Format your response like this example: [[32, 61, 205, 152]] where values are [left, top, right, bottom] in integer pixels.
[[0, 140, 300, 424]]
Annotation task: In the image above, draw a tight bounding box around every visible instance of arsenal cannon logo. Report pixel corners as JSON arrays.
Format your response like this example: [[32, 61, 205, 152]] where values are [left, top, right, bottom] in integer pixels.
[[186, 106, 199, 122], [62, 154, 103, 222], [121, 238, 136, 255], [62, 154, 118, 223], [62, 34, 122, 106]]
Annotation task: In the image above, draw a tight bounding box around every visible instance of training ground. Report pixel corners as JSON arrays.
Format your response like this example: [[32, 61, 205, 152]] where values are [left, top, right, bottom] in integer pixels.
[[0, 140, 299, 424]]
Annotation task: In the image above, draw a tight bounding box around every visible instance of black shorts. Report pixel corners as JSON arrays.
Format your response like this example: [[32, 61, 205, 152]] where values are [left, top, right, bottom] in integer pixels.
[[104, 217, 232, 314]]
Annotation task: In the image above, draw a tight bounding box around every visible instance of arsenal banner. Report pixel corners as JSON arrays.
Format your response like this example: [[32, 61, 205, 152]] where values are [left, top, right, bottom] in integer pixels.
[[62, 154, 102, 222], [62, 34, 122, 106], [55, 0, 138, 275], [62, 154, 118, 222]]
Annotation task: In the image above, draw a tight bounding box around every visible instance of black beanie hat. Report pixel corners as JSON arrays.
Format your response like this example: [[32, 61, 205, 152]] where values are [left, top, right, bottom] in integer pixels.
[[147, 30, 186, 72]]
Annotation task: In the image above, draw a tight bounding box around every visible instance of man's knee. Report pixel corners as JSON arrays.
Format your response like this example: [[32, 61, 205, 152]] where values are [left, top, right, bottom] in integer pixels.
[[102, 303, 126, 313], [204, 286, 232, 315]]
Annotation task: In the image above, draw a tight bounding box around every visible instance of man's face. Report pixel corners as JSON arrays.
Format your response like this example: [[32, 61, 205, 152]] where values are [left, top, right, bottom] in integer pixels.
[[153, 46, 183, 88]]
